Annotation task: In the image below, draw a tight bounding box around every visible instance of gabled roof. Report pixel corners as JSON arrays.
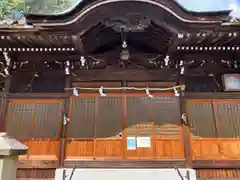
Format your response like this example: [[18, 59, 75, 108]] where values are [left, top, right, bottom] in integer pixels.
[[0, 0, 239, 55], [24, 0, 231, 26]]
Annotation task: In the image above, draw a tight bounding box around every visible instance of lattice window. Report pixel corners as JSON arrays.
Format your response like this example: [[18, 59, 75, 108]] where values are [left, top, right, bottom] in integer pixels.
[[6, 100, 62, 140], [6, 103, 34, 140], [153, 97, 180, 138], [187, 101, 217, 138], [96, 97, 122, 138], [34, 103, 61, 138], [214, 102, 240, 138], [126, 97, 154, 137], [126, 96, 180, 138], [68, 97, 96, 138]]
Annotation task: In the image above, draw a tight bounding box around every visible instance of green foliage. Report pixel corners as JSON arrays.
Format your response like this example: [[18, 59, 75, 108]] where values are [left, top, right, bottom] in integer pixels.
[[0, 0, 25, 20], [0, 0, 77, 20], [25, 0, 73, 14]]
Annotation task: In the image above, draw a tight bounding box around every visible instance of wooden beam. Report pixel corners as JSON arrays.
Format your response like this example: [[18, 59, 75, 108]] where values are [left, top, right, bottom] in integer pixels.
[[72, 35, 84, 53], [64, 160, 185, 168], [184, 92, 240, 99], [192, 160, 240, 168], [72, 67, 178, 81]]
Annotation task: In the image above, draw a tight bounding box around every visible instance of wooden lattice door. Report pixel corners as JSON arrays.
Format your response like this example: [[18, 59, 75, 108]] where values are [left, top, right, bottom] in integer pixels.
[[66, 95, 124, 160], [125, 94, 184, 160], [5, 99, 63, 161], [125, 96, 154, 159], [66, 93, 184, 160]]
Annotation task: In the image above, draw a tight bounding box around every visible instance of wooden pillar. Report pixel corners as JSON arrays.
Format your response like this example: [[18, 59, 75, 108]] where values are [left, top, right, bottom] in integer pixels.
[[0, 76, 11, 132], [176, 57, 192, 168], [179, 92, 192, 167], [58, 75, 71, 167]]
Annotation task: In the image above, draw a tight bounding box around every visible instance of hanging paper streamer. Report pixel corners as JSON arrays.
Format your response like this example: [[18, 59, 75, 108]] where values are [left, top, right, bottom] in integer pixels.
[[174, 87, 180, 97], [73, 88, 79, 96], [146, 87, 154, 99], [99, 86, 107, 96]]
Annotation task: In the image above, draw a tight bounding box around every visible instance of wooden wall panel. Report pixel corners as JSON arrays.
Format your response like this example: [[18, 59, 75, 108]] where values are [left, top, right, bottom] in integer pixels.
[[5, 99, 63, 161], [95, 139, 122, 158], [66, 96, 123, 160], [192, 139, 240, 160], [66, 139, 94, 159], [20, 140, 59, 160], [187, 99, 240, 161], [155, 139, 184, 159]]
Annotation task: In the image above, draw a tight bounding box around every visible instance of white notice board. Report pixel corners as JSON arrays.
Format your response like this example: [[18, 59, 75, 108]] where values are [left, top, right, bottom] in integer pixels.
[[127, 137, 137, 150], [136, 137, 151, 148]]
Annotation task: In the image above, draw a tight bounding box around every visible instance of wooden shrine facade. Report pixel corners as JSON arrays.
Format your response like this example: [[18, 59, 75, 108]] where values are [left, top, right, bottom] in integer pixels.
[[1, 0, 240, 179], [1, 89, 240, 169]]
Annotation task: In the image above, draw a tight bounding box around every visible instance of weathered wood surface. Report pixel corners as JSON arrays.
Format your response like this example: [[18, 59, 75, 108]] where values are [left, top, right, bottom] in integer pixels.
[[0, 92, 240, 171], [187, 99, 240, 161], [5, 99, 63, 161]]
